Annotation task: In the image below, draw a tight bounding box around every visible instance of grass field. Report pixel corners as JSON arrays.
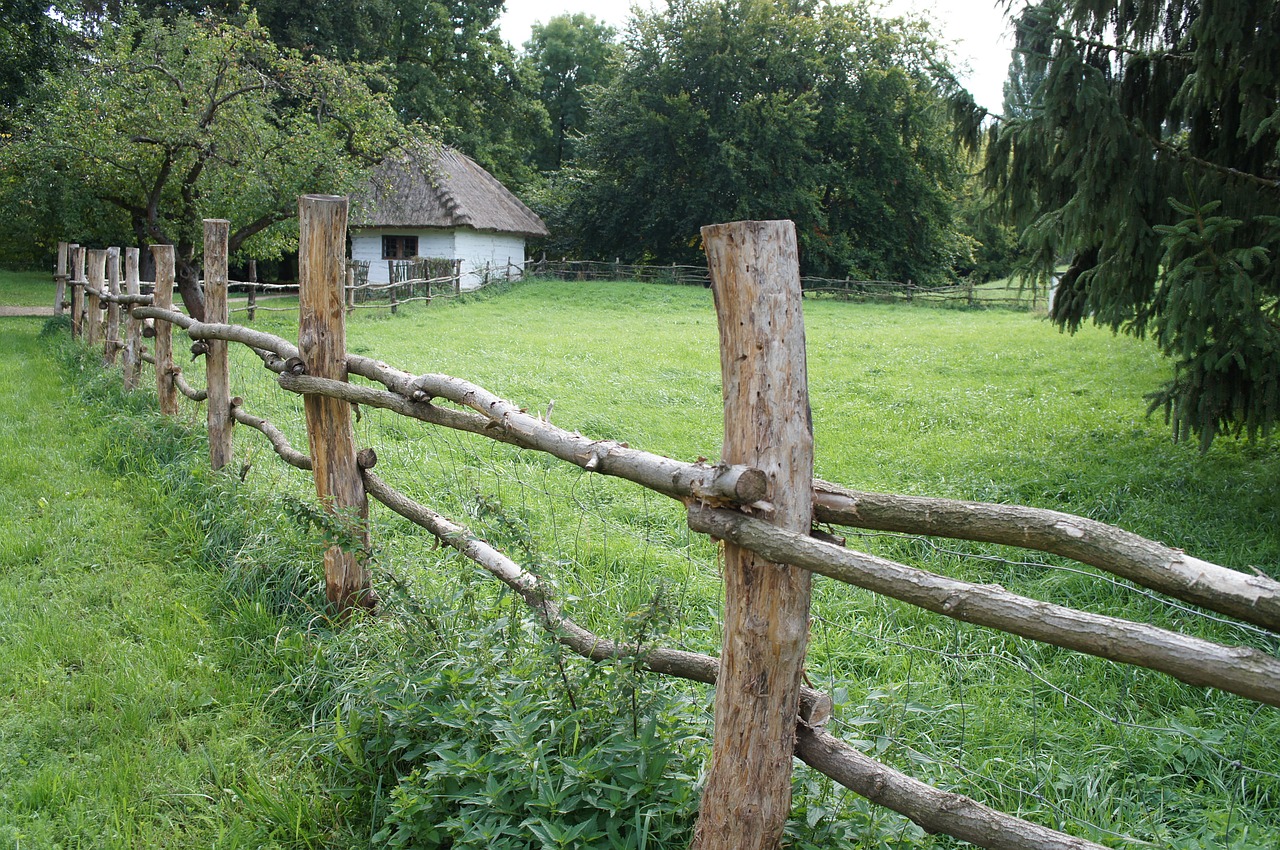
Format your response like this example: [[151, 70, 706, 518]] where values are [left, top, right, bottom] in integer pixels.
[[3, 275, 1278, 848], [0, 269, 56, 307]]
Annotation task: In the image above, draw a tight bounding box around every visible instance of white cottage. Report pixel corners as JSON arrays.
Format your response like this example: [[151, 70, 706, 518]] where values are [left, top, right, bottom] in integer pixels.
[[349, 144, 549, 289]]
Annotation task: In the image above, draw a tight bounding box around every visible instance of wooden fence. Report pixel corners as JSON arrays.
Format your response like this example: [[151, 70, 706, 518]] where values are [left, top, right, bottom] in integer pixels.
[[49, 205, 1280, 850], [525, 257, 1049, 310]]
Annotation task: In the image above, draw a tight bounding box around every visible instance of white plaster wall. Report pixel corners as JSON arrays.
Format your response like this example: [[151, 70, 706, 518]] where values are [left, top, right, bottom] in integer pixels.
[[453, 230, 527, 290], [351, 229, 455, 283]]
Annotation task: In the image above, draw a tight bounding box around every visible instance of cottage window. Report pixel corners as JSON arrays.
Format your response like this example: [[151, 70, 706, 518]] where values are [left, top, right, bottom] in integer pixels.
[[382, 235, 418, 260]]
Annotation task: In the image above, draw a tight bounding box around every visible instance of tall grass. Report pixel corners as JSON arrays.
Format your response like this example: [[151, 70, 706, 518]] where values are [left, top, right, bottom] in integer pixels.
[[7, 276, 1279, 848], [0, 318, 341, 848]]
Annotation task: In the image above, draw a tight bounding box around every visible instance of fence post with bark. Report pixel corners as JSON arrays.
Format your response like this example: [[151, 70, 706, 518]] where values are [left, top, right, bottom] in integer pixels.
[[204, 219, 233, 470], [151, 244, 179, 416], [54, 241, 68, 317], [85, 249, 105, 348], [298, 195, 375, 612], [69, 245, 85, 338], [104, 248, 121, 366], [123, 247, 143, 390], [692, 220, 815, 850]]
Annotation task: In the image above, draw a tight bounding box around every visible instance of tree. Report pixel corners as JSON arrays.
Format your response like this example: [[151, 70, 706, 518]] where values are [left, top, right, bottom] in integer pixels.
[[554, 0, 965, 284], [522, 13, 620, 171], [0, 0, 74, 130], [2, 11, 406, 318], [960, 0, 1280, 448], [248, 0, 545, 189]]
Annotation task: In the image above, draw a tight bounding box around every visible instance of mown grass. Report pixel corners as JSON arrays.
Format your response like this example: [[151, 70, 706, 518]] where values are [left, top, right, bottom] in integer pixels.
[[6, 276, 1279, 848], [0, 269, 56, 307]]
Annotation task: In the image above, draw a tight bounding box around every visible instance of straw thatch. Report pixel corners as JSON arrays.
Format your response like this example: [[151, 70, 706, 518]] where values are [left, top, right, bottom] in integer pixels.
[[350, 144, 548, 238]]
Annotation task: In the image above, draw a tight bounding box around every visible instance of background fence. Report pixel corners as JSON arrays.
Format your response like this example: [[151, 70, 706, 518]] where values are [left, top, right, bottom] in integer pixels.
[[526, 258, 1051, 310], [45, 210, 1280, 850]]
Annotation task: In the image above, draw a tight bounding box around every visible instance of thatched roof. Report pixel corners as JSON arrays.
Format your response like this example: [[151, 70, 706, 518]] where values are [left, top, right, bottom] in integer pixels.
[[350, 144, 549, 238]]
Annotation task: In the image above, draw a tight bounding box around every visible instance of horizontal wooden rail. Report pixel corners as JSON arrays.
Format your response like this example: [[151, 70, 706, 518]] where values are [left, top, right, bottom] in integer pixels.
[[688, 504, 1280, 707], [172, 368, 207, 402], [359, 470, 1105, 850], [343, 355, 769, 505], [813, 482, 1280, 634], [230, 399, 312, 471], [141, 309, 1277, 640]]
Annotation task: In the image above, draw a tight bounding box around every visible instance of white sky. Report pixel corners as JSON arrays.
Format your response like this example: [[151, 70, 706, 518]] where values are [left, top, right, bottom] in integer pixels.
[[498, 1, 1017, 112]]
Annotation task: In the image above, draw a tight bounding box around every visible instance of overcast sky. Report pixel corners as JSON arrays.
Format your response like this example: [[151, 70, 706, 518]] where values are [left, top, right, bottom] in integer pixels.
[[497, 0, 1017, 112]]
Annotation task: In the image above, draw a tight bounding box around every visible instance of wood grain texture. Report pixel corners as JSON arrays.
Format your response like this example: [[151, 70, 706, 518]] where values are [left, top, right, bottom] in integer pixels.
[[69, 245, 84, 337], [122, 248, 142, 390], [54, 242, 67, 317], [692, 220, 814, 850], [85, 249, 105, 347], [298, 195, 374, 613], [103, 248, 121, 366], [151, 245, 179, 415], [204, 220, 232, 470]]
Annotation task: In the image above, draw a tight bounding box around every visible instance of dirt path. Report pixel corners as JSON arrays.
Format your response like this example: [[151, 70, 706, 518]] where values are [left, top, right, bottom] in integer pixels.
[[0, 306, 55, 317]]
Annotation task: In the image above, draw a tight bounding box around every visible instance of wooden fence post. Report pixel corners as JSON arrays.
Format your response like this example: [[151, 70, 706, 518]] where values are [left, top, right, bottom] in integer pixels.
[[85, 249, 105, 348], [692, 220, 814, 850], [247, 258, 258, 322], [123, 247, 142, 390], [70, 245, 85, 338], [385, 260, 394, 313], [152, 245, 179, 415], [204, 220, 233, 470], [104, 247, 121, 366], [298, 195, 374, 614], [54, 241, 68, 317], [345, 265, 355, 315], [453, 258, 461, 295]]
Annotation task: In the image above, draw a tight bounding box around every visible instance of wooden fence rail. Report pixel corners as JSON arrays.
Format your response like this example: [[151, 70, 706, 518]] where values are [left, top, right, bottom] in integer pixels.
[[57, 205, 1279, 850]]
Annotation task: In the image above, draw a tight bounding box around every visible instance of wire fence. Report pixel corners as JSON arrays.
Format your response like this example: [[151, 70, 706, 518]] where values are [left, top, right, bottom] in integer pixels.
[[52, 229, 1280, 850]]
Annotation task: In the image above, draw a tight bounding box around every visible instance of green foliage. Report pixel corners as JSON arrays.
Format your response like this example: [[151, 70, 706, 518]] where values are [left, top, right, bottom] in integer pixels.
[[0, 10, 408, 316], [521, 13, 621, 172], [961, 0, 1280, 446], [548, 0, 966, 284]]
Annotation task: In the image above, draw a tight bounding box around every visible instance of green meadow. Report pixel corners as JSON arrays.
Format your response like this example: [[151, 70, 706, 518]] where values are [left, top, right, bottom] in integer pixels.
[[2, 277, 1277, 847]]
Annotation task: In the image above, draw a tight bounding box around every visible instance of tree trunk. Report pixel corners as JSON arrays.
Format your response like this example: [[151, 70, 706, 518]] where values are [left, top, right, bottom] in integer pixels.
[[175, 245, 206, 321], [691, 220, 814, 850]]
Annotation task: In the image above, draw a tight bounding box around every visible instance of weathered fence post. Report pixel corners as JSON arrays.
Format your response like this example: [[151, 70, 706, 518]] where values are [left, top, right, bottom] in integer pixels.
[[453, 258, 462, 295], [53, 242, 68, 317], [247, 258, 258, 322], [85, 249, 105, 348], [345, 265, 355, 315], [692, 220, 814, 850], [70, 245, 85, 338], [104, 247, 121, 366], [123, 247, 143, 390], [204, 219, 233, 470], [298, 195, 374, 614], [152, 245, 179, 415]]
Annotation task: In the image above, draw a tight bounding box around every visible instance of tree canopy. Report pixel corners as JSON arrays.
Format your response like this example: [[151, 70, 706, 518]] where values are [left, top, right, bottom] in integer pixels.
[[522, 13, 621, 172], [960, 0, 1280, 447], [0, 11, 407, 318], [542, 0, 966, 284]]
